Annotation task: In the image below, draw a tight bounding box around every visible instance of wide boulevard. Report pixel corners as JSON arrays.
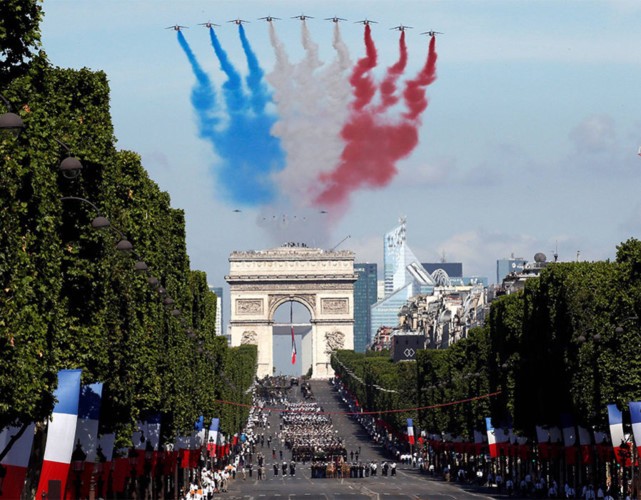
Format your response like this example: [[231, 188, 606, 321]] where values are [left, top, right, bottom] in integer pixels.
[[222, 379, 497, 500]]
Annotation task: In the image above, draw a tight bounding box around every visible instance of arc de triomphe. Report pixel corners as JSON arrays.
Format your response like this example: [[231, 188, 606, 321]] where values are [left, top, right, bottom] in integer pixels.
[[225, 245, 356, 379]]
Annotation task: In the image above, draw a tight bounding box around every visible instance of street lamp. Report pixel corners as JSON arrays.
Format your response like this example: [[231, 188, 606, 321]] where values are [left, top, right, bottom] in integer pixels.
[[0, 93, 24, 138], [144, 440, 154, 499], [71, 439, 87, 500], [94, 445, 106, 500], [128, 446, 138, 497], [0, 464, 6, 495], [54, 139, 83, 179]]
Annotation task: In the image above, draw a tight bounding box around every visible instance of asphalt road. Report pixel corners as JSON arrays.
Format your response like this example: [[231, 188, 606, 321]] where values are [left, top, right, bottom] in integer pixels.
[[223, 379, 497, 500]]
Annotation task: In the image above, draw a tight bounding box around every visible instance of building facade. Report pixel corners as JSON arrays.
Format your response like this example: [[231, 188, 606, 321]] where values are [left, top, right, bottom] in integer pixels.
[[209, 286, 223, 338], [353, 263, 378, 353], [496, 256, 527, 284]]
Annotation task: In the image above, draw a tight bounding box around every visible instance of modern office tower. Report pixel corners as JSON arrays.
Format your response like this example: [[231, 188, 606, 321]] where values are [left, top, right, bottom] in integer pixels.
[[353, 263, 378, 353], [496, 257, 527, 284], [209, 286, 223, 337], [373, 218, 435, 343]]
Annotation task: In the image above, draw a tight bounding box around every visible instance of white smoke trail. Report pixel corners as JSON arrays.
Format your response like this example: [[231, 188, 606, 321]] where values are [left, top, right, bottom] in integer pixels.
[[268, 22, 352, 211]]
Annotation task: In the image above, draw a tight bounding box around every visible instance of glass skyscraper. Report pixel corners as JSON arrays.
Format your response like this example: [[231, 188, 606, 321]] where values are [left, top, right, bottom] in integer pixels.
[[372, 219, 435, 342], [353, 263, 378, 352]]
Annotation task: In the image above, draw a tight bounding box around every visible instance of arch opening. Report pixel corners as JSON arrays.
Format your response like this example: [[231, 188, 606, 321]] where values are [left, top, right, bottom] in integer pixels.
[[271, 300, 312, 377]]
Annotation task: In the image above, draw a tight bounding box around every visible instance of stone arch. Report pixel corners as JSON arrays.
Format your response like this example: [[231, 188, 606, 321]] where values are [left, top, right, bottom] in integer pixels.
[[226, 246, 356, 379]]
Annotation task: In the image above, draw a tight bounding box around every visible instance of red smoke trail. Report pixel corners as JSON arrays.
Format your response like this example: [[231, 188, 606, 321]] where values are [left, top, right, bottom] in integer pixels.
[[314, 113, 419, 207], [403, 35, 438, 121], [350, 24, 378, 112], [378, 31, 408, 110], [313, 35, 437, 209]]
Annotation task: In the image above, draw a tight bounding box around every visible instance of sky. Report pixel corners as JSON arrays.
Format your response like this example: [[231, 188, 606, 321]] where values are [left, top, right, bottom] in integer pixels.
[[40, 0, 641, 317]]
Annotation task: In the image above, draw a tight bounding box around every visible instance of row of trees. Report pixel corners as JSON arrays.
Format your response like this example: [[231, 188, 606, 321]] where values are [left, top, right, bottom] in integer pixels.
[[0, 1, 256, 457], [333, 239, 641, 442]]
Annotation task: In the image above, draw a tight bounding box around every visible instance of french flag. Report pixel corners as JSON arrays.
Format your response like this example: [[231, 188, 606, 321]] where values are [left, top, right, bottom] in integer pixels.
[[67, 382, 103, 499], [35, 369, 82, 500], [560, 413, 577, 465], [207, 418, 220, 458], [608, 404, 628, 464], [0, 423, 36, 499], [485, 417, 508, 458], [629, 402, 641, 458], [407, 418, 415, 445]]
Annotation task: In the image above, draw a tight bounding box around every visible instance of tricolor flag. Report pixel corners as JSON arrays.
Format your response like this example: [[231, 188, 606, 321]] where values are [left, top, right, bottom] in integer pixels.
[[68, 382, 103, 499], [0, 423, 36, 499], [407, 418, 415, 445], [560, 413, 577, 465], [535, 426, 550, 460], [485, 417, 509, 458], [290, 301, 297, 365], [207, 418, 220, 458], [608, 404, 625, 446], [35, 369, 82, 500], [577, 426, 593, 465], [629, 402, 641, 458]]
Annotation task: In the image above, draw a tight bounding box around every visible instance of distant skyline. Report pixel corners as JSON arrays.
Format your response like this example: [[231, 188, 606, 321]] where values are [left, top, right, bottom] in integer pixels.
[[40, 0, 641, 303]]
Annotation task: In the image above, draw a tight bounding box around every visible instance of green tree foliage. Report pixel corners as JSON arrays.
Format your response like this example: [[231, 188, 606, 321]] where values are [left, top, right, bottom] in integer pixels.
[[0, 0, 43, 85], [0, 51, 248, 453], [331, 350, 417, 433]]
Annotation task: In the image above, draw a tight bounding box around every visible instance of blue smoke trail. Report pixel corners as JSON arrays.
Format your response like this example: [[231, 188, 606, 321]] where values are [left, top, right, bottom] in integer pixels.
[[190, 27, 285, 206], [238, 24, 270, 114], [208, 28, 245, 114], [177, 31, 218, 129]]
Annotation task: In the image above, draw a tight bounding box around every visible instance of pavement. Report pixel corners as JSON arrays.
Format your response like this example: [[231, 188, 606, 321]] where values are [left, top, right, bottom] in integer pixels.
[[220, 379, 507, 500]]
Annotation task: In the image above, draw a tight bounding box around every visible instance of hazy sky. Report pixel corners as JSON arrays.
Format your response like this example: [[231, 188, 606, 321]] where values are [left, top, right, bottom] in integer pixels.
[[40, 0, 641, 300]]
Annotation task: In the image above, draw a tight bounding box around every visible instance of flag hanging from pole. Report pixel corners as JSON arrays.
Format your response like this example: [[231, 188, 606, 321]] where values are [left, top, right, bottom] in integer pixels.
[[0, 423, 36, 499], [35, 369, 82, 500], [290, 301, 297, 365], [407, 418, 415, 445]]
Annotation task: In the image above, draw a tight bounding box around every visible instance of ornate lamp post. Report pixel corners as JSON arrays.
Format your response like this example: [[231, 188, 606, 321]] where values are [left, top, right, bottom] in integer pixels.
[[144, 440, 154, 499], [92, 445, 106, 500], [128, 446, 138, 498], [71, 440, 87, 500], [0, 463, 6, 496]]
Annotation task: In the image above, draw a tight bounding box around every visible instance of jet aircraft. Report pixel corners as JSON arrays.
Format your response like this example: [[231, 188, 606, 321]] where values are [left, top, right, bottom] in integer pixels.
[[391, 25, 413, 31], [421, 30, 443, 36], [165, 25, 188, 31], [325, 16, 347, 23], [228, 18, 249, 25], [355, 19, 377, 25], [258, 16, 281, 22], [198, 21, 220, 28], [292, 14, 314, 21]]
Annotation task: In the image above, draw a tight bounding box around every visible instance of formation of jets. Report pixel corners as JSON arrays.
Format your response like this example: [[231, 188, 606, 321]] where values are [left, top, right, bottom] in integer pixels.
[[165, 17, 442, 35]]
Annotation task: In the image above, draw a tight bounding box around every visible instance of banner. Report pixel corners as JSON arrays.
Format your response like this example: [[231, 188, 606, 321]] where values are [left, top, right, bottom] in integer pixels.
[[629, 402, 641, 458], [0, 423, 36, 499], [207, 418, 220, 458], [560, 413, 577, 465], [485, 417, 509, 458], [608, 404, 631, 465], [407, 418, 415, 445], [67, 382, 103, 499], [36, 369, 83, 500], [577, 426, 593, 465]]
